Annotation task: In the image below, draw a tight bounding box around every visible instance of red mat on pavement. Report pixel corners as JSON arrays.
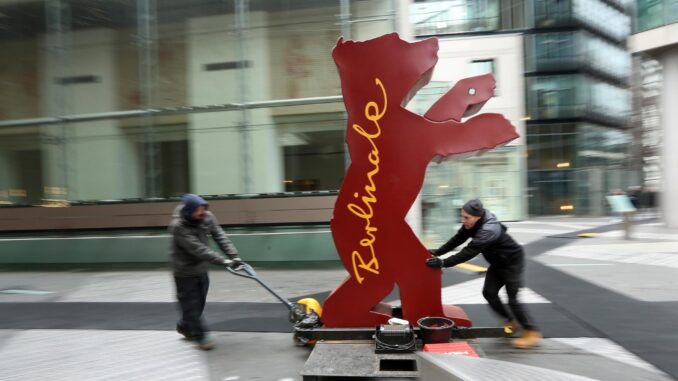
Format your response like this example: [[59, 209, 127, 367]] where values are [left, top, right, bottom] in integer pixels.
[[423, 342, 479, 357]]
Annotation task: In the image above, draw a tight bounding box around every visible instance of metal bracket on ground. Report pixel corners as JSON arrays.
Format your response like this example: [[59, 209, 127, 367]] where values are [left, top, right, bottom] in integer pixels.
[[294, 326, 509, 341]]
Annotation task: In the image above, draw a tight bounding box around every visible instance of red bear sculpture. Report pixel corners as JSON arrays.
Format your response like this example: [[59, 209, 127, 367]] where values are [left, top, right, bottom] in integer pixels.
[[322, 33, 519, 328]]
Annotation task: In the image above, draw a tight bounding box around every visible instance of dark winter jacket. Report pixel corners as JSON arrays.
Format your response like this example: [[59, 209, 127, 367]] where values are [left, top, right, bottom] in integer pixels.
[[169, 203, 239, 277], [434, 210, 523, 268]]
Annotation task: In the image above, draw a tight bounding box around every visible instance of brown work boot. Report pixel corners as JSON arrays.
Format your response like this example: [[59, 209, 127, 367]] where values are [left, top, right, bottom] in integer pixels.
[[503, 320, 519, 335], [511, 329, 542, 349]]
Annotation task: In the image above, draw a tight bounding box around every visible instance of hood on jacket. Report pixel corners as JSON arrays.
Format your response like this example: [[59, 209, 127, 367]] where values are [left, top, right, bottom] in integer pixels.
[[181, 193, 208, 221]]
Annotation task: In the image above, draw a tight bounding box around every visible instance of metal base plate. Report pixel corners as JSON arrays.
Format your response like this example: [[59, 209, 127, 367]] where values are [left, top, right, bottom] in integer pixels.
[[300, 341, 419, 380], [294, 326, 508, 341]]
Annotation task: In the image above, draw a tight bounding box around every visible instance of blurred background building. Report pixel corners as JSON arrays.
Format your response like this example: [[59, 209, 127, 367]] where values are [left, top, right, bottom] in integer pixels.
[[629, 0, 678, 228], [0, 0, 666, 264], [412, 0, 635, 221]]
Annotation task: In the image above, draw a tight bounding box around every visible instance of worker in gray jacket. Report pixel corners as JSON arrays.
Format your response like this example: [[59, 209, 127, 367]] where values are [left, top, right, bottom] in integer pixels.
[[170, 193, 241, 350]]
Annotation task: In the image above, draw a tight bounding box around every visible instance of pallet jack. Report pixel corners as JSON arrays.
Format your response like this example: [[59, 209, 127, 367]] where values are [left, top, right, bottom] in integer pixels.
[[226, 262, 510, 379], [225, 262, 323, 344]]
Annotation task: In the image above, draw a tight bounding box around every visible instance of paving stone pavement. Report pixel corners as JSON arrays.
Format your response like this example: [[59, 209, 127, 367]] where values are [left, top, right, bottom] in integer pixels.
[[1, 216, 677, 380]]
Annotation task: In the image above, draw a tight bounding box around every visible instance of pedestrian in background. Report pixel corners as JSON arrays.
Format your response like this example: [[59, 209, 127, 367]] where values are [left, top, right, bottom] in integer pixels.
[[426, 198, 542, 349], [169, 193, 242, 350]]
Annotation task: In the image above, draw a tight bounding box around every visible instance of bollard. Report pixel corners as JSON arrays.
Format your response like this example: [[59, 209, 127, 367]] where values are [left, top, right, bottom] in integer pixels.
[[623, 211, 633, 240]]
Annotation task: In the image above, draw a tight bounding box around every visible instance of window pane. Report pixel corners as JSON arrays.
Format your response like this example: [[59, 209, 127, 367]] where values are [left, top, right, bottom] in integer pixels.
[[280, 114, 346, 191], [411, 0, 500, 35], [422, 147, 522, 244], [636, 0, 664, 31], [470, 59, 495, 76], [666, 0, 678, 24]]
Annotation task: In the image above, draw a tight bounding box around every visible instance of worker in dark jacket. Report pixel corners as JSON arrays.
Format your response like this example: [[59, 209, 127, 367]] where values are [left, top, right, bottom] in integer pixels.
[[170, 193, 241, 350], [426, 199, 542, 349]]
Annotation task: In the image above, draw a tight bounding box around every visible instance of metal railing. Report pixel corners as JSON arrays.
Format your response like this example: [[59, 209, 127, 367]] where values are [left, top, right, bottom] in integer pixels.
[[0, 96, 345, 129]]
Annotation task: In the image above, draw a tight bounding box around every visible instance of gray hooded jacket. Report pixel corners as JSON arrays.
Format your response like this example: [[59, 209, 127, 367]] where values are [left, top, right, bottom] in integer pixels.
[[169, 204, 239, 277]]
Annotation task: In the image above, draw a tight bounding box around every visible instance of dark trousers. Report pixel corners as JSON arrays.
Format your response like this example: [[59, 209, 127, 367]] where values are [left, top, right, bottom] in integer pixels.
[[482, 264, 538, 331], [174, 273, 210, 341]]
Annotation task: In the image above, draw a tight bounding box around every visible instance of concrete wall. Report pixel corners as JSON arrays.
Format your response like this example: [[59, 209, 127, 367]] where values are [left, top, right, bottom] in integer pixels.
[[41, 29, 142, 201], [267, 7, 341, 100], [434, 34, 527, 146], [660, 49, 678, 228], [628, 22, 678, 55], [0, 38, 40, 120], [629, 25, 678, 227], [0, 150, 16, 204], [0, 230, 339, 264], [187, 12, 282, 195], [353, 0, 397, 40]]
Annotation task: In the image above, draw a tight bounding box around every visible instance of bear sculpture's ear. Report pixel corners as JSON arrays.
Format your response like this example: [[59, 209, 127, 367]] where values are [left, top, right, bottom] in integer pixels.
[[333, 36, 351, 62], [333, 37, 344, 61]]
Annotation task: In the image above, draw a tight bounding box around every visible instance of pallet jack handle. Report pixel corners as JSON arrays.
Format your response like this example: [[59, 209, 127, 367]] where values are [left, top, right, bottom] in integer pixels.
[[225, 262, 296, 311]]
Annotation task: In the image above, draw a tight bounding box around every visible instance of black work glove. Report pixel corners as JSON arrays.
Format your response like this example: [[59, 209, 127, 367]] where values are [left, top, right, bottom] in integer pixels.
[[428, 249, 438, 256], [426, 257, 444, 268]]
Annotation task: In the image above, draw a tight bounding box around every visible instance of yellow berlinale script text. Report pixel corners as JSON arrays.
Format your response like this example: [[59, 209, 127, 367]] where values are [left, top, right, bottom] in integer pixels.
[[348, 78, 387, 284]]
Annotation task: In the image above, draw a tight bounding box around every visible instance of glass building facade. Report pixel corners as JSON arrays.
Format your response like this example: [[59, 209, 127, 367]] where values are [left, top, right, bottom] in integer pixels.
[[0, 0, 400, 206], [635, 0, 678, 32], [411, 0, 532, 35], [527, 0, 634, 215], [0, 0, 639, 228], [411, 0, 637, 216], [408, 77, 525, 242]]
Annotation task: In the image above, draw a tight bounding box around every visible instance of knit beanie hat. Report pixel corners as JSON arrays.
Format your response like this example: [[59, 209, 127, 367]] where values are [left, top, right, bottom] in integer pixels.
[[462, 198, 484, 217]]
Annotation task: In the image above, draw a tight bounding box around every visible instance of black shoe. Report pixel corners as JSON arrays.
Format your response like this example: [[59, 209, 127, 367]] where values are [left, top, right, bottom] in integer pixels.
[[177, 326, 192, 340]]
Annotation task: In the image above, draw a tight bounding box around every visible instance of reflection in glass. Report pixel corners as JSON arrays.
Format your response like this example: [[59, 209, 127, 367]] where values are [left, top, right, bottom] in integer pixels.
[[527, 75, 630, 125], [422, 147, 522, 245], [526, 123, 634, 215], [0, 0, 367, 204], [411, 0, 500, 35]]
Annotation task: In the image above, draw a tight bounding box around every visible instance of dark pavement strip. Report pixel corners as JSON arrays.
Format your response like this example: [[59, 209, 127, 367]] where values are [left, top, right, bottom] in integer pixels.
[[526, 260, 678, 378], [0, 302, 595, 339], [522, 221, 678, 379], [0, 302, 293, 332]]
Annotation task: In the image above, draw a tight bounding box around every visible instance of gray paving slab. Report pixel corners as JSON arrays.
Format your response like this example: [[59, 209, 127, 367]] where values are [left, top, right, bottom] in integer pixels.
[[480, 338, 673, 381], [0, 268, 350, 304], [0, 329, 16, 353], [204, 331, 311, 381], [0, 271, 90, 302], [300, 341, 419, 379], [418, 351, 598, 381], [0, 330, 210, 381], [58, 271, 176, 302], [535, 252, 678, 302]]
